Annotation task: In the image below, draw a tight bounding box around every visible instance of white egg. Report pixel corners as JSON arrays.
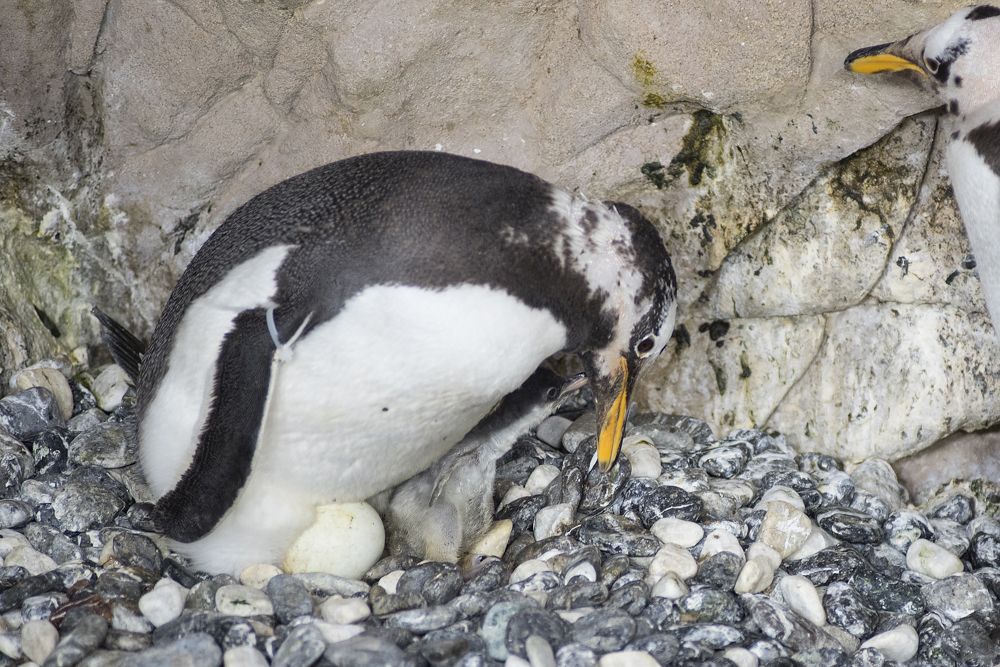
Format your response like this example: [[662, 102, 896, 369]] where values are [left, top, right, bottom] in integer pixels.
[[283, 502, 385, 579]]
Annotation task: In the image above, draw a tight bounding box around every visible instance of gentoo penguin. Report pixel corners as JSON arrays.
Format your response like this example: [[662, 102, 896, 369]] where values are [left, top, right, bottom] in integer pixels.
[[385, 368, 587, 562], [846, 6, 1000, 328], [137, 150, 677, 574]]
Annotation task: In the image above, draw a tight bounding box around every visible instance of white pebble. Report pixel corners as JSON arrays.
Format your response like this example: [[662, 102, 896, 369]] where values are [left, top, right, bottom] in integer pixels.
[[283, 502, 384, 579], [859, 624, 919, 662], [20, 621, 57, 664], [138, 578, 188, 627], [734, 558, 775, 594], [224, 646, 269, 667], [599, 650, 659, 666], [786, 523, 837, 561], [757, 501, 812, 558], [906, 538, 964, 579], [646, 544, 697, 583], [650, 518, 704, 548], [622, 441, 662, 478], [239, 563, 282, 589], [511, 559, 552, 584], [699, 530, 745, 562], [377, 570, 405, 595], [779, 575, 826, 626], [650, 572, 688, 599], [11, 367, 73, 421], [320, 596, 370, 625], [0, 530, 30, 558], [533, 503, 574, 541], [722, 647, 759, 667], [313, 620, 365, 644], [524, 465, 560, 494], [556, 608, 593, 624], [563, 560, 597, 584], [505, 655, 531, 667], [4, 547, 57, 576], [469, 520, 512, 558], [0, 632, 19, 659], [91, 364, 131, 412], [757, 485, 805, 511], [525, 634, 556, 667], [746, 542, 782, 570], [499, 485, 530, 510], [215, 584, 274, 617]]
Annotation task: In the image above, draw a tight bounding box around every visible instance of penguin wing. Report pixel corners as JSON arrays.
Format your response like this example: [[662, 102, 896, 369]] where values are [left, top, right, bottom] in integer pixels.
[[153, 306, 284, 542], [91, 306, 147, 382]]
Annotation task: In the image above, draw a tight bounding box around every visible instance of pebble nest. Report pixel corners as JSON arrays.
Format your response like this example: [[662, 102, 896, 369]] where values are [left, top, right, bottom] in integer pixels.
[[1, 366, 1000, 667]]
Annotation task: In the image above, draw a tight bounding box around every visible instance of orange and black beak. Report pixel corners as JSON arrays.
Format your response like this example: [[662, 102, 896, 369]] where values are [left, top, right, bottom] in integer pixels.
[[845, 39, 926, 76], [587, 355, 636, 472]]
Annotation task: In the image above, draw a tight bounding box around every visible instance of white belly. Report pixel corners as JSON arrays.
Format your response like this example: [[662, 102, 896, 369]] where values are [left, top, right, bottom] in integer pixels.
[[252, 283, 568, 501]]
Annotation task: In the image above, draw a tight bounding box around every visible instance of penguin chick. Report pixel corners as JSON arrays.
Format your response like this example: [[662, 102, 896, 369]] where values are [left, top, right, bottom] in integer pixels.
[[846, 5, 1000, 328], [138, 151, 677, 574], [385, 369, 586, 562]]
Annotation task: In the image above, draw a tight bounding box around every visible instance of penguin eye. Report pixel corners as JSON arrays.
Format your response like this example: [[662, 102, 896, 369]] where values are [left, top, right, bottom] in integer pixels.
[[636, 336, 656, 357], [925, 57, 940, 73], [546, 387, 560, 400]]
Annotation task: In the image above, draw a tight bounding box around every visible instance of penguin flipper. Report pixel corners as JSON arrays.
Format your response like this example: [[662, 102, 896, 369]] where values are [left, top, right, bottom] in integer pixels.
[[153, 308, 277, 542], [91, 306, 147, 382]]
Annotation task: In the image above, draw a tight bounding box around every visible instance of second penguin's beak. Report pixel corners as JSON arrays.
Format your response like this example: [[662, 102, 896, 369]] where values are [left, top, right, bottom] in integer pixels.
[[844, 39, 925, 75], [594, 356, 631, 472], [560, 373, 589, 398]]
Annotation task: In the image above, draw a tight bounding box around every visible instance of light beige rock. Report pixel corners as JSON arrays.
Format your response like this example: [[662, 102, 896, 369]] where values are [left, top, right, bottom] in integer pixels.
[[646, 544, 698, 583], [779, 575, 826, 627], [283, 502, 384, 579], [20, 621, 57, 665], [860, 624, 919, 663], [650, 518, 704, 548], [757, 501, 813, 559], [320, 596, 370, 625], [906, 538, 964, 579], [470, 520, 513, 558], [734, 558, 775, 594], [10, 367, 73, 420], [650, 572, 688, 599], [239, 563, 282, 589]]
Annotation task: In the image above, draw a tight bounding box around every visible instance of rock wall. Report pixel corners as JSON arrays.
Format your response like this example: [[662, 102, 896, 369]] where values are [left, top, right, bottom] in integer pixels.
[[1, 0, 991, 462]]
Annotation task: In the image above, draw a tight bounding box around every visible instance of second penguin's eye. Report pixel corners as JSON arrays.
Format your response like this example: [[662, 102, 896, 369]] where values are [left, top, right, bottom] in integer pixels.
[[546, 387, 560, 400], [925, 57, 940, 73], [636, 336, 656, 356]]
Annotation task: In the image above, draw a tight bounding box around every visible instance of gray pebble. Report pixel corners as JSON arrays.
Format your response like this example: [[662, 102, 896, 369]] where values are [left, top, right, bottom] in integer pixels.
[[67, 422, 136, 469], [52, 467, 129, 533], [397, 562, 462, 606], [272, 622, 325, 667], [505, 607, 568, 657], [0, 499, 32, 528], [384, 605, 458, 634], [121, 632, 221, 667], [44, 612, 108, 667], [324, 634, 407, 666], [0, 434, 34, 498], [265, 575, 313, 625], [111, 532, 163, 575], [923, 573, 994, 622], [0, 388, 63, 442], [571, 609, 635, 652]]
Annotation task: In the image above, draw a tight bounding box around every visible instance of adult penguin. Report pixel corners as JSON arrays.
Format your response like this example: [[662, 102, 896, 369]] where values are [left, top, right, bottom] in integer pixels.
[[137, 150, 677, 574]]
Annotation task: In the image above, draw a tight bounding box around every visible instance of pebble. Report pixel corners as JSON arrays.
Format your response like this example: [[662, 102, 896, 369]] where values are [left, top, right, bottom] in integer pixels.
[[223, 645, 269, 667], [525, 634, 557, 667], [505, 607, 568, 658], [138, 578, 187, 627], [734, 558, 775, 594], [923, 572, 994, 621], [859, 623, 919, 662], [699, 529, 744, 561], [650, 572, 688, 599], [621, 441, 661, 479], [5, 546, 57, 576], [598, 650, 658, 667], [0, 388, 63, 441], [722, 647, 759, 667], [534, 503, 574, 541], [757, 485, 805, 511], [930, 517, 970, 555], [121, 632, 221, 667], [742, 595, 839, 652], [969, 531, 1000, 569], [525, 465, 560, 494], [67, 421, 135, 469], [757, 501, 813, 558], [20, 620, 57, 664], [321, 596, 370, 625], [906, 538, 963, 579], [215, 584, 274, 617], [577, 514, 659, 556], [239, 563, 282, 589], [90, 365, 131, 413], [650, 517, 703, 548], [271, 623, 325, 667], [927, 493, 975, 524], [10, 367, 74, 421], [265, 574, 313, 624], [778, 575, 825, 626], [51, 467, 129, 532], [500, 485, 532, 510], [698, 443, 749, 478], [823, 581, 878, 638], [470, 519, 513, 557], [746, 542, 781, 570], [692, 551, 742, 590], [0, 500, 32, 529], [45, 613, 108, 666], [536, 415, 573, 448], [376, 570, 404, 595], [816, 508, 883, 544], [572, 609, 635, 653], [646, 544, 698, 582], [884, 510, 933, 553]]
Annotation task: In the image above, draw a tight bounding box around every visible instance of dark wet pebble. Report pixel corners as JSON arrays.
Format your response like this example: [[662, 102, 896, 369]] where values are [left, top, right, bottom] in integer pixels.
[[0, 569, 64, 612], [0, 435, 34, 498], [676, 589, 743, 625], [637, 485, 704, 527], [67, 421, 136, 469], [546, 580, 609, 610], [45, 612, 109, 667], [785, 544, 872, 585], [0, 388, 64, 442], [823, 582, 879, 638], [30, 429, 71, 475], [884, 510, 933, 553], [742, 594, 841, 652], [397, 562, 463, 606], [121, 632, 222, 667], [625, 632, 680, 663], [496, 495, 548, 536], [579, 457, 631, 514], [265, 574, 314, 625], [849, 491, 892, 523], [369, 586, 425, 617], [969, 532, 1000, 569], [51, 466, 130, 533], [926, 494, 975, 524], [272, 623, 325, 667], [604, 580, 648, 615], [849, 571, 925, 615], [576, 514, 659, 556], [697, 443, 749, 479], [112, 532, 163, 575], [505, 607, 569, 657], [571, 608, 635, 652], [815, 508, 884, 544], [24, 522, 83, 563], [691, 551, 742, 590]]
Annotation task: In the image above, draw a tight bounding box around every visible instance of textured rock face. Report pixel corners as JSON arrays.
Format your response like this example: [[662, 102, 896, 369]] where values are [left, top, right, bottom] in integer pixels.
[[0, 0, 989, 460]]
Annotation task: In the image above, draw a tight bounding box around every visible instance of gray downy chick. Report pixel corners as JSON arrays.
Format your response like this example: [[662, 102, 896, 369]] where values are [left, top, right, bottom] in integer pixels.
[[384, 367, 586, 562]]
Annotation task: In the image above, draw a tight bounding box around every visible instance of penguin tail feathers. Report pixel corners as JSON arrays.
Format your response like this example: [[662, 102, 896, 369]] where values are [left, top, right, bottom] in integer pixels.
[[91, 306, 147, 382]]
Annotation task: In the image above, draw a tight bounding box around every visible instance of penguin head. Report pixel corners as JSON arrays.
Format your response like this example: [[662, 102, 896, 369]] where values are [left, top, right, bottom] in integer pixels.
[[474, 368, 588, 440], [576, 201, 678, 473], [845, 5, 1000, 116]]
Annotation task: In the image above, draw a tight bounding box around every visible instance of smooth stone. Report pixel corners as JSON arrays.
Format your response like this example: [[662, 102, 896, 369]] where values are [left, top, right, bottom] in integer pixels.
[[636, 485, 702, 526], [699, 529, 745, 562], [650, 572, 688, 599], [511, 559, 552, 584], [51, 467, 129, 532], [323, 634, 406, 665], [215, 585, 274, 617], [859, 623, 918, 662], [265, 574, 313, 624], [534, 504, 575, 541], [138, 578, 187, 627], [376, 570, 404, 595], [320, 597, 370, 625], [525, 465, 561, 495], [698, 444, 749, 479], [0, 529, 30, 557], [20, 620, 57, 664], [556, 643, 598, 667], [926, 493, 975, 524], [384, 605, 458, 633], [923, 573, 994, 621], [536, 416, 573, 448], [621, 442, 661, 479], [67, 422, 135, 469], [734, 558, 775, 594], [283, 502, 384, 579], [823, 582, 878, 638], [722, 647, 759, 667], [0, 500, 32, 529], [650, 518, 703, 548], [5, 547, 57, 576], [238, 564, 282, 589], [223, 645, 269, 667], [741, 595, 840, 652], [111, 532, 163, 574], [90, 365, 130, 413], [969, 531, 1000, 569], [292, 571, 369, 598], [10, 368, 73, 421], [656, 469, 709, 494], [0, 388, 63, 441], [905, 538, 963, 579], [312, 620, 365, 644], [786, 523, 837, 561], [121, 632, 221, 667], [45, 613, 108, 667], [816, 508, 883, 544], [778, 575, 825, 626], [499, 486, 531, 511], [0, 632, 20, 660], [506, 655, 531, 667], [757, 486, 804, 511], [822, 624, 859, 654], [598, 650, 658, 667], [525, 634, 557, 667], [884, 510, 933, 553], [757, 501, 812, 558], [571, 609, 636, 653], [577, 514, 659, 556], [480, 598, 535, 660], [505, 607, 568, 658], [746, 542, 781, 570], [271, 623, 325, 667], [561, 415, 596, 454], [646, 544, 697, 583], [470, 520, 513, 558], [930, 517, 971, 556], [849, 458, 904, 511]]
